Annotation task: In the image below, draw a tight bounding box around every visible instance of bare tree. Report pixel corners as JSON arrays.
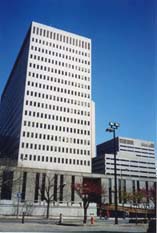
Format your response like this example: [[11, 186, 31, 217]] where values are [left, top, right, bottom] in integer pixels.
[[38, 173, 66, 219], [148, 185, 156, 211]]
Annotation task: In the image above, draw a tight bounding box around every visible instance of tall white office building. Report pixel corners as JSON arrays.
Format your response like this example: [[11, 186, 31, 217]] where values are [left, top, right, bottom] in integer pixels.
[[0, 22, 95, 173]]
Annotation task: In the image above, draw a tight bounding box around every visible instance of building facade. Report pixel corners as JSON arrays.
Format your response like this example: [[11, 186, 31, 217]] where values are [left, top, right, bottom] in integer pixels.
[[0, 22, 95, 173], [93, 137, 156, 206], [0, 166, 101, 217]]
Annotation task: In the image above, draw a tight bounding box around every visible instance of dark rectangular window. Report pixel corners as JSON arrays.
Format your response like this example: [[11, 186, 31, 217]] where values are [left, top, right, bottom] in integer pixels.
[[59, 175, 64, 202], [21, 172, 27, 202], [71, 176, 75, 202], [123, 180, 126, 203], [1, 170, 13, 200], [137, 180, 140, 191], [118, 179, 121, 203], [109, 178, 112, 204], [146, 181, 149, 203], [34, 173, 40, 202], [33, 26, 35, 33], [137, 180, 140, 203], [41, 173, 46, 201], [132, 180, 136, 204], [53, 174, 58, 201]]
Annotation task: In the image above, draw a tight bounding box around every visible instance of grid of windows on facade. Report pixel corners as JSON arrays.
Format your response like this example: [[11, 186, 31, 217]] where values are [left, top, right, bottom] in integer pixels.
[[27, 72, 90, 88], [105, 157, 156, 178], [24, 109, 90, 123], [29, 28, 91, 86], [29, 48, 90, 72], [119, 145, 155, 158], [24, 99, 90, 116], [119, 138, 154, 148], [21, 140, 90, 155], [22, 130, 90, 145], [28, 57, 90, 100], [119, 139, 155, 158], [20, 153, 90, 166], [26, 77, 90, 100], [22, 121, 90, 136], [28, 57, 90, 80], [32, 26, 90, 50]]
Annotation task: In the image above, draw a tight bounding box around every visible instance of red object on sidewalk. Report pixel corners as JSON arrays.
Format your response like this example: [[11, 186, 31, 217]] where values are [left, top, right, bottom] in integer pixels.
[[91, 216, 95, 224], [106, 209, 110, 218]]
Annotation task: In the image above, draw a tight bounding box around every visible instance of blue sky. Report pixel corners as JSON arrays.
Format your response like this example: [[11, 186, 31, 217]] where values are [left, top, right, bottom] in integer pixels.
[[0, 0, 155, 144]]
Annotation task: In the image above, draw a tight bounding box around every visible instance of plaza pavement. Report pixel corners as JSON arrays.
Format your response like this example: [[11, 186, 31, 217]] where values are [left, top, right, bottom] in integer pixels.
[[0, 216, 148, 233]]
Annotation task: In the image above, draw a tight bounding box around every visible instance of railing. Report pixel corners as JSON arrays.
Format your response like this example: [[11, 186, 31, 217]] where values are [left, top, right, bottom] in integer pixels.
[[105, 204, 155, 214]]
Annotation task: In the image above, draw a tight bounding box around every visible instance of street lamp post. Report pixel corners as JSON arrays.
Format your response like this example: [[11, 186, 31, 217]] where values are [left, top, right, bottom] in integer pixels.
[[106, 122, 120, 224]]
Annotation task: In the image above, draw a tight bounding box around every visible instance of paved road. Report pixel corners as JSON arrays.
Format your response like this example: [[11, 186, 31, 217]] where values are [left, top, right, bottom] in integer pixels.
[[0, 217, 148, 233]]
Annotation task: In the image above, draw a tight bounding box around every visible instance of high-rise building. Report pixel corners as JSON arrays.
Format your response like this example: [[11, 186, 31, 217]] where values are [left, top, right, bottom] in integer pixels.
[[0, 21, 95, 173], [92, 137, 156, 208], [93, 137, 156, 179], [92, 137, 156, 205]]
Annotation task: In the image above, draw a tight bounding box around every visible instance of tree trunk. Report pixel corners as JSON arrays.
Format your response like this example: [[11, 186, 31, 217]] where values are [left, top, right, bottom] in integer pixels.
[[83, 207, 87, 224], [46, 201, 50, 219], [135, 206, 138, 225]]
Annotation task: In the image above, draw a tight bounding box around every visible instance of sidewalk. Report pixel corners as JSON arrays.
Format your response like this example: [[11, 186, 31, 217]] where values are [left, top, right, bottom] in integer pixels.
[[0, 216, 148, 233]]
